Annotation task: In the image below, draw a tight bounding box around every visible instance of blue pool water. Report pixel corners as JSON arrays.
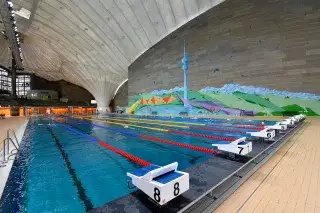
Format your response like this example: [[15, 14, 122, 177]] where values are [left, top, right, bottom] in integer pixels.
[[0, 116, 274, 213]]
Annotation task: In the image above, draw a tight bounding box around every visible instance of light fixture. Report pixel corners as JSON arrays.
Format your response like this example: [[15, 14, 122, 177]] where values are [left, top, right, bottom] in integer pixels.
[[7, 1, 13, 7]]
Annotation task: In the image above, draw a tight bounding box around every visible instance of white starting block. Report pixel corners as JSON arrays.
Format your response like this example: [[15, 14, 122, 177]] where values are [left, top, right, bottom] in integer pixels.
[[127, 162, 189, 206], [280, 114, 305, 127], [212, 137, 252, 155], [281, 118, 295, 126], [293, 114, 306, 122], [267, 122, 287, 131], [247, 128, 276, 140]]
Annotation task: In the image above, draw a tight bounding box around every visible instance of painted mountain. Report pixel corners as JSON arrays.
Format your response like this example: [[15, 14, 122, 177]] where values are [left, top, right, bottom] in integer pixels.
[[127, 84, 320, 116]]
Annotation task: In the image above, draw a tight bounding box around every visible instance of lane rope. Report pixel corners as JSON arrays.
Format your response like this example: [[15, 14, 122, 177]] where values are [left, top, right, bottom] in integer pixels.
[[58, 122, 151, 166]]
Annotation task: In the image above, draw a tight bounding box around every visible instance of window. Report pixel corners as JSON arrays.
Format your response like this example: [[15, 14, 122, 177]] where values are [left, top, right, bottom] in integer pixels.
[[0, 68, 30, 96], [16, 75, 30, 97], [0, 68, 11, 92]]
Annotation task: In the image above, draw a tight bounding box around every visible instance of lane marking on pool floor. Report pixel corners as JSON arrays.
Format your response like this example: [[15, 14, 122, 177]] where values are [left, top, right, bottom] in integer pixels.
[[46, 126, 94, 211]]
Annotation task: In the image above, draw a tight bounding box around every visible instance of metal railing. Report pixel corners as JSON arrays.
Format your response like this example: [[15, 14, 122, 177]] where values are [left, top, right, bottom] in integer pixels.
[[0, 129, 20, 167]]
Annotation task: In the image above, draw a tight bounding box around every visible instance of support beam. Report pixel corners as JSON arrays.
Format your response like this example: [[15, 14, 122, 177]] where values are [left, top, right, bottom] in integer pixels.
[[0, 0, 23, 69], [11, 57, 16, 97]]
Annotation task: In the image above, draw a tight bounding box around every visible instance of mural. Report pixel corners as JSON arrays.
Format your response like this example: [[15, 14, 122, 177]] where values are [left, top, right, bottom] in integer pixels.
[[127, 84, 320, 116]]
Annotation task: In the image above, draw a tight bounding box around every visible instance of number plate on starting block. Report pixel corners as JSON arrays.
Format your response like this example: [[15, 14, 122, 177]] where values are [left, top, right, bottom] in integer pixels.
[[127, 162, 189, 206]]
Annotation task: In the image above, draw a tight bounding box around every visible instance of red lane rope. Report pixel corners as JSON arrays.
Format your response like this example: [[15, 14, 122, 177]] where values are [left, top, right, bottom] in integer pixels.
[[206, 123, 264, 130], [190, 126, 247, 134], [98, 141, 151, 167], [168, 129, 236, 141], [140, 135, 220, 155]]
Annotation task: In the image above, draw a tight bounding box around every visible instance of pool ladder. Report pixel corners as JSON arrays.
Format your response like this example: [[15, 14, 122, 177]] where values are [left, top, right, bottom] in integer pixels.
[[0, 129, 20, 167]]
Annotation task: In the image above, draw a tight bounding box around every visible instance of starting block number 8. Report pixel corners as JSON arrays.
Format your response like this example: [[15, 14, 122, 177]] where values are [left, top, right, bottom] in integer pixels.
[[154, 188, 161, 202], [153, 182, 180, 203], [174, 183, 180, 196]]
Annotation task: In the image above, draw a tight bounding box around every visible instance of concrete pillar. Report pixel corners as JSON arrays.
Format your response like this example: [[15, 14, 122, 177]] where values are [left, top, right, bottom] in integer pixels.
[[11, 57, 16, 98]]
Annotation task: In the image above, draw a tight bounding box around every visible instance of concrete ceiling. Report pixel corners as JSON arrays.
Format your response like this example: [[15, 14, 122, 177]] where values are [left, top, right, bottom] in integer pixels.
[[0, 0, 224, 109]]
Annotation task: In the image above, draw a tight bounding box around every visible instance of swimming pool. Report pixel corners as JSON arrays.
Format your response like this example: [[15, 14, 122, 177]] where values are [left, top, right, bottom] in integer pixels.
[[0, 115, 275, 213]]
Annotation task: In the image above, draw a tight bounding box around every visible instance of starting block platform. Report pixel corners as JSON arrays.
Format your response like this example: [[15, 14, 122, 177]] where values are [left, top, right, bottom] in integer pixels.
[[267, 123, 287, 133], [247, 128, 276, 140], [212, 137, 252, 155], [280, 114, 306, 127], [127, 162, 189, 206]]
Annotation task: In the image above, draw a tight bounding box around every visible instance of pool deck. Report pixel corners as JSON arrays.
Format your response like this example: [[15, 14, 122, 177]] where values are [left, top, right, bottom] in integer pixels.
[[214, 117, 320, 213], [0, 117, 28, 150], [0, 116, 29, 197]]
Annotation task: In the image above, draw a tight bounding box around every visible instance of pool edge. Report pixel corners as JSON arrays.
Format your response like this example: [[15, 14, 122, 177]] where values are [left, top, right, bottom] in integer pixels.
[[0, 117, 30, 198]]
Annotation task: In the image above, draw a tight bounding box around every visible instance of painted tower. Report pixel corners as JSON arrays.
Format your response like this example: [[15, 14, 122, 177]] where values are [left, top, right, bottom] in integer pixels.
[[181, 40, 189, 107]]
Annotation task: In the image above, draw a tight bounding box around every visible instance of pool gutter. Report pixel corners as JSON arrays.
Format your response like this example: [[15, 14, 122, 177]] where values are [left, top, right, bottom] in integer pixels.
[[0, 118, 29, 198]]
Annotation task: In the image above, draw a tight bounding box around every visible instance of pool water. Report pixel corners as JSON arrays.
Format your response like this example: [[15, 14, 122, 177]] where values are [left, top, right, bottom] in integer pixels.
[[0, 116, 273, 213]]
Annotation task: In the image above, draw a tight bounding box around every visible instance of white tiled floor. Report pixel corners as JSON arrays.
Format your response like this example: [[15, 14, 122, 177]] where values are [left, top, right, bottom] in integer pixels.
[[0, 117, 28, 197]]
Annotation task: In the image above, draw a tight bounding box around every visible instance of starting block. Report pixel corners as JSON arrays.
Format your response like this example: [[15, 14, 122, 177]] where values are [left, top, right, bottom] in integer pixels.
[[127, 162, 189, 206], [293, 114, 306, 122], [212, 137, 252, 155], [280, 118, 295, 126], [247, 128, 276, 140], [267, 122, 287, 132]]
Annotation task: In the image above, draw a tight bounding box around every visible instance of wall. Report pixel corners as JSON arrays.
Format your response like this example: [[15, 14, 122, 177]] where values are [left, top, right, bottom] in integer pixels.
[[112, 81, 128, 107], [58, 81, 94, 104], [128, 0, 320, 101], [31, 75, 94, 103]]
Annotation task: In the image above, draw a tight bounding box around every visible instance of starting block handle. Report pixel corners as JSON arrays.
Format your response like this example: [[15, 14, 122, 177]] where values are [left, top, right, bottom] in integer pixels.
[[143, 162, 178, 181], [231, 137, 246, 145]]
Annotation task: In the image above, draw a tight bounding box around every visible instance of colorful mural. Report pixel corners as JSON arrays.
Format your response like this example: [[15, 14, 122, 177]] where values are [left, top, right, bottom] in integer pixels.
[[127, 84, 320, 116]]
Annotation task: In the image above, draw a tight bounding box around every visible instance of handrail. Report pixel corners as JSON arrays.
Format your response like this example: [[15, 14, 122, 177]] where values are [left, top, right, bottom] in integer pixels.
[[7, 128, 19, 148], [0, 129, 21, 166]]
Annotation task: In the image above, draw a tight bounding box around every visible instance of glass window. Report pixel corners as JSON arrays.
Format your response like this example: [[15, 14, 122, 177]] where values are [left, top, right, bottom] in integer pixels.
[[0, 69, 30, 96], [0, 68, 10, 92], [16, 75, 30, 97]]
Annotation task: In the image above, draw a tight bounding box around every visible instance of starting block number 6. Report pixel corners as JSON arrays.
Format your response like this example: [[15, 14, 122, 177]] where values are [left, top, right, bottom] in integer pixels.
[[153, 182, 180, 203]]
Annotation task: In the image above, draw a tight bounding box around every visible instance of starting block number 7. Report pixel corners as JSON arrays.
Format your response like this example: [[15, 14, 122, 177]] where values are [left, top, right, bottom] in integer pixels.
[[238, 147, 244, 154], [153, 182, 180, 203]]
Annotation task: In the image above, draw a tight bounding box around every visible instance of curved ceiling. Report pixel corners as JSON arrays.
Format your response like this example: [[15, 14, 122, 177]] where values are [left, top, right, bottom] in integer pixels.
[[1, 0, 225, 108]]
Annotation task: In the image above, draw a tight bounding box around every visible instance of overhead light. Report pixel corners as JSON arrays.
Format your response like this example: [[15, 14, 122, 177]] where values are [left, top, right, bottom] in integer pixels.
[[14, 8, 31, 20], [7, 1, 13, 7], [13, 21, 16, 24]]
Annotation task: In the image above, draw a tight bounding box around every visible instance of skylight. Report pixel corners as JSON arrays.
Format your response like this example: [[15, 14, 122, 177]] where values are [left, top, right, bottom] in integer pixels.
[[14, 8, 31, 20]]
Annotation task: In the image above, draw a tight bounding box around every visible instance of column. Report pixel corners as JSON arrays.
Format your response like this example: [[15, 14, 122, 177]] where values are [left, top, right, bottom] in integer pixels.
[[11, 57, 17, 98]]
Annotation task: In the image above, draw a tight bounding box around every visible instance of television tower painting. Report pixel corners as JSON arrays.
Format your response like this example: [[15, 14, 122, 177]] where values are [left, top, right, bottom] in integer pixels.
[[181, 40, 189, 108]]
